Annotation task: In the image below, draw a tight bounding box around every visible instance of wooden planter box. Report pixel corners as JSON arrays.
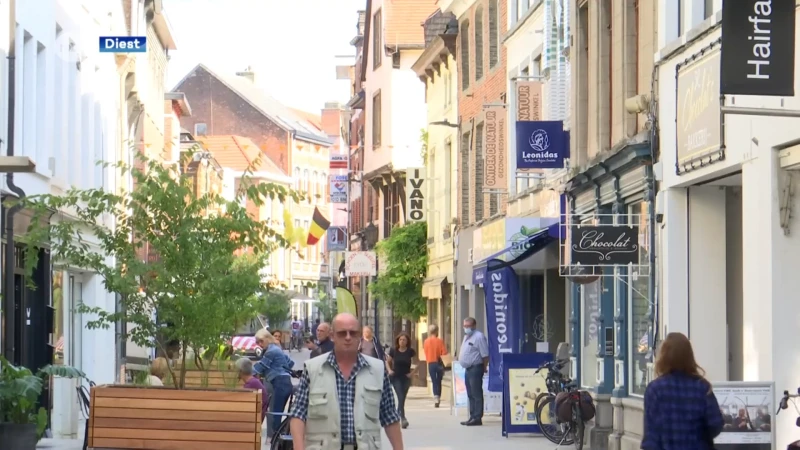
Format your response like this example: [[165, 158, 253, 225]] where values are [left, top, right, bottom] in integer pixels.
[[176, 361, 240, 389], [88, 385, 262, 450]]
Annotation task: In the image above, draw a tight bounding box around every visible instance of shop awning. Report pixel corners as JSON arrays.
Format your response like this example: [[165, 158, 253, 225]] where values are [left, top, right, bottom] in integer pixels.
[[471, 223, 559, 284], [422, 276, 447, 299]]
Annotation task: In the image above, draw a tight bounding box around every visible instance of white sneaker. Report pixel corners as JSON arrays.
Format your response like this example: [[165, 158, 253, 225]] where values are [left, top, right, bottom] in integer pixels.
[[434, 396, 440, 408]]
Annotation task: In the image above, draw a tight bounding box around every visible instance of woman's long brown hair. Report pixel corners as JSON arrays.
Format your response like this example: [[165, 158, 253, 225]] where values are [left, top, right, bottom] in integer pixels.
[[394, 332, 412, 350], [655, 332, 711, 387]]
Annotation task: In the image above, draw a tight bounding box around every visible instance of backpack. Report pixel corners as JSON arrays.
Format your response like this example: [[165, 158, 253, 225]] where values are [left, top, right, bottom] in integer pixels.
[[554, 391, 596, 423]]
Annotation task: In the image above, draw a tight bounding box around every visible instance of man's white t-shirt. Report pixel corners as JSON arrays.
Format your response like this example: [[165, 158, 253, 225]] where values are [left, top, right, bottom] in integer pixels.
[[291, 320, 303, 334]]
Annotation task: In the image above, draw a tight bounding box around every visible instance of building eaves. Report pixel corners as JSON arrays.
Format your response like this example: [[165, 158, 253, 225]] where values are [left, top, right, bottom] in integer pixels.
[[411, 34, 457, 79], [165, 92, 192, 117]]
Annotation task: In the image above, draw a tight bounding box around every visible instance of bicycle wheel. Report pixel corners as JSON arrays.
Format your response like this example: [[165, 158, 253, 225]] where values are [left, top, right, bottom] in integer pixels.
[[535, 396, 574, 445], [534, 392, 550, 414], [572, 405, 585, 450], [269, 416, 292, 450]]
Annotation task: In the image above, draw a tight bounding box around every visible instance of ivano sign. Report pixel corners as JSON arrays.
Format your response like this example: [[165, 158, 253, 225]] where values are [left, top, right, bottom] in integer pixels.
[[405, 167, 426, 222]]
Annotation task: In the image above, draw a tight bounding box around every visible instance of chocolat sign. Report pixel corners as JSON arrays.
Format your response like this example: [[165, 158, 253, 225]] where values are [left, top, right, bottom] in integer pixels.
[[570, 225, 639, 266]]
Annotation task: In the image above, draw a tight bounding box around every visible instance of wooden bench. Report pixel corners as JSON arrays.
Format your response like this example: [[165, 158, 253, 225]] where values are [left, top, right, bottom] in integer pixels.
[[88, 384, 262, 450]]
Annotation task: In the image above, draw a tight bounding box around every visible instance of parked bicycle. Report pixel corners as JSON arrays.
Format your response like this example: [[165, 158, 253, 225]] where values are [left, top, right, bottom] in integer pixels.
[[532, 359, 571, 414], [777, 387, 800, 449], [268, 369, 304, 450], [534, 374, 594, 450]]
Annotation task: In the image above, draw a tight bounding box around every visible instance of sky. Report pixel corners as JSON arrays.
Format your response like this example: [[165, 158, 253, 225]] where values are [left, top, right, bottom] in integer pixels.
[[164, 0, 364, 114]]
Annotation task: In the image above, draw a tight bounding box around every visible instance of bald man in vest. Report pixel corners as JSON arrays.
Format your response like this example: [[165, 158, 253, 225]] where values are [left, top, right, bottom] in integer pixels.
[[289, 313, 404, 450]]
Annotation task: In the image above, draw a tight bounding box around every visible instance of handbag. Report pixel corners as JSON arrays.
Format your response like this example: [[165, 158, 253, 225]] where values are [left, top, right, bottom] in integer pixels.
[[440, 354, 453, 368]]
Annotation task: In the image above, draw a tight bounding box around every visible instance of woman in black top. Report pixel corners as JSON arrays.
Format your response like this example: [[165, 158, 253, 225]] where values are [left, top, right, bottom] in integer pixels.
[[387, 332, 416, 429]]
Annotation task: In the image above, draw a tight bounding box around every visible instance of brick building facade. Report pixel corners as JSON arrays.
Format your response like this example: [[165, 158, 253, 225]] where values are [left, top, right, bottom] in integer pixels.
[[453, 0, 507, 225]]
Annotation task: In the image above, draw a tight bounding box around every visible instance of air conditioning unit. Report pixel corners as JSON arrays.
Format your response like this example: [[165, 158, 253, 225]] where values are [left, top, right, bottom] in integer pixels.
[[779, 144, 800, 170]]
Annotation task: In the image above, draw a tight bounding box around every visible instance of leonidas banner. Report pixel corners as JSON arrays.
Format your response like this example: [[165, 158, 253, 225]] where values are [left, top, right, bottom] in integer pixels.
[[483, 105, 508, 193]]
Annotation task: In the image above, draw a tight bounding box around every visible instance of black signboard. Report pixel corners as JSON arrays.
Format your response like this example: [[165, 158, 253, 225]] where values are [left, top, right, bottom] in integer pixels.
[[570, 225, 639, 266], [721, 0, 796, 96]]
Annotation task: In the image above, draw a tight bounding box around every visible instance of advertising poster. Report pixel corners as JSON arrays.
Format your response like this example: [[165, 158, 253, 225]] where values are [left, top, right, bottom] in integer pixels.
[[507, 367, 548, 425], [330, 175, 348, 203], [451, 362, 501, 414], [713, 382, 774, 450], [501, 352, 553, 436]]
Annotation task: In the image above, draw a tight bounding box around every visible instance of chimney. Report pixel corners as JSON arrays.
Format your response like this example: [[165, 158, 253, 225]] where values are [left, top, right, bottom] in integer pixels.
[[235, 65, 255, 83], [320, 102, 342, 137]]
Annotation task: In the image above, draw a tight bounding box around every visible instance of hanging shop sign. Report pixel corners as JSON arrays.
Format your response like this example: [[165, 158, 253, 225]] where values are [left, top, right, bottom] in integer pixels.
[[569, 224, 639, 266], [516, 81, 542, 122], [344, 251, 377, 277], [483, 105, 508, 192], [721, 0, 796, 96], [329, 154, 348, 170], [515, 120, 568, 169], [330, 175, 348, 203], [676, 47, 723, 174], [327, 226, 347, 251], [405, 167, 426, 222], [484, 260, 522, 392]]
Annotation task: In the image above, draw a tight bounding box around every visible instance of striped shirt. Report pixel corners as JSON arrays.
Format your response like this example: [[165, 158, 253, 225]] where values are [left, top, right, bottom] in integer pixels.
[[641, 372, 724, 450]]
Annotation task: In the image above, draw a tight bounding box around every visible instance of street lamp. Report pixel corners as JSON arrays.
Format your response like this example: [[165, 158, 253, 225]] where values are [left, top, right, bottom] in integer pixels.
[[363, 222, 378, 249]]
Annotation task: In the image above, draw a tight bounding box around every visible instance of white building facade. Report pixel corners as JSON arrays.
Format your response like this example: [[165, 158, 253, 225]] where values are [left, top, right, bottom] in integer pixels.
[[0, 0, 130, 439], [657, 0, 800, 448]]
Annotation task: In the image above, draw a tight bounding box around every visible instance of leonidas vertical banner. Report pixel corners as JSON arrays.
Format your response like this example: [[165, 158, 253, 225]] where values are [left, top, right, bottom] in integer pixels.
[[484, 259, 521, 392], [483, 105, 508, 193]]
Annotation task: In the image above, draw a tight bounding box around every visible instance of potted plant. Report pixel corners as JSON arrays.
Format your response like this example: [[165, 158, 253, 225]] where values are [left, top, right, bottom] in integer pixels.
[[0, 356, 84, 450], [16, 150, 305, 449]]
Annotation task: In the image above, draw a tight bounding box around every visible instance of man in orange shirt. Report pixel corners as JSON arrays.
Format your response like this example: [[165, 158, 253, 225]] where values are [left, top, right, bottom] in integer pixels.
[[423, 324, 448, 407]]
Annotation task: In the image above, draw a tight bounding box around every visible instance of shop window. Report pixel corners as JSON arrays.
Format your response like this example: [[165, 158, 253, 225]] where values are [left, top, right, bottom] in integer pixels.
[[69, 276, 83, 369], [580, 279, 601, 388], [629, 201, 651, 395]]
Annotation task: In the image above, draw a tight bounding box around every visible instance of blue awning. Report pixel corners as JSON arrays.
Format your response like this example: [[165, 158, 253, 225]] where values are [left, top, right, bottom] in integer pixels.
[[472, 223, 559, 284]]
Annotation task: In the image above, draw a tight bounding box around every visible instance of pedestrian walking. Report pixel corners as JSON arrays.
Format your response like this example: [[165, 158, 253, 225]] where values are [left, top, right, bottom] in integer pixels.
[[458, 317, 488, 426], [289, 313, 404, 450], [253, 329, 296, 437], [641, 332, 724, 450], [387, 332, 416, 429], [423, 324, 448, 407], [291, 316, 304, 351], [358, 325, 379, 358], [307, 321, 334, 357]]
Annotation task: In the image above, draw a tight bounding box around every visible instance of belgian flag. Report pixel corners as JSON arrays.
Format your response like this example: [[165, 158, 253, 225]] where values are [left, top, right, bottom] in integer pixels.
[[307, 206, 331, 245]]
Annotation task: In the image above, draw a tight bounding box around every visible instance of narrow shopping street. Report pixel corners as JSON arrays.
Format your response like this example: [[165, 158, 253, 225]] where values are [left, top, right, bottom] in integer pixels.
[[38, 348, 553, 450]]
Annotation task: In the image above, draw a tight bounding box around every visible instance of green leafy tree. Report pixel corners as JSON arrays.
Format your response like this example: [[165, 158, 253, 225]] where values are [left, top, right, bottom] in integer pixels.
[[17, 152, 304, 389], [262, 290, 292, 329], [369, 222, 428, 320]]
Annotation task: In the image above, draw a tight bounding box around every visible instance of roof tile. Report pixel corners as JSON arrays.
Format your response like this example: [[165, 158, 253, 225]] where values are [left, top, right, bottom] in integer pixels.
[[199, 135, 287, 178]]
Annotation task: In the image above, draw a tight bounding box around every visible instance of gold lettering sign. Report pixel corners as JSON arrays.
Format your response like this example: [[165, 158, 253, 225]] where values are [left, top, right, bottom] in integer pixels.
[[676, 49, 722, 166]]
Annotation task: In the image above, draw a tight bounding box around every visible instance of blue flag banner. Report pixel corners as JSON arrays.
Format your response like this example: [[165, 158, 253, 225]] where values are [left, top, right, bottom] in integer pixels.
[[516, 120, 569, 169], [484, 260, 522, 392]]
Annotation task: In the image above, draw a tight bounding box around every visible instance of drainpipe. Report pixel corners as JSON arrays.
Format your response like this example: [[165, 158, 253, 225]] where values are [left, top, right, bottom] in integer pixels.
[[3, 0, 26, 363]]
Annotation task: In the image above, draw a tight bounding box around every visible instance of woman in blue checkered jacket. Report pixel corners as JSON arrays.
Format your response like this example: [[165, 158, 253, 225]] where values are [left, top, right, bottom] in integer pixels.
[[641, 332, 724, 450]]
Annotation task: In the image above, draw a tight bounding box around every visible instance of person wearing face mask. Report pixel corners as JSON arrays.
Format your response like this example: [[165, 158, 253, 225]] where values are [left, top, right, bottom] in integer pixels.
[[458, 317, 489, 426]]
